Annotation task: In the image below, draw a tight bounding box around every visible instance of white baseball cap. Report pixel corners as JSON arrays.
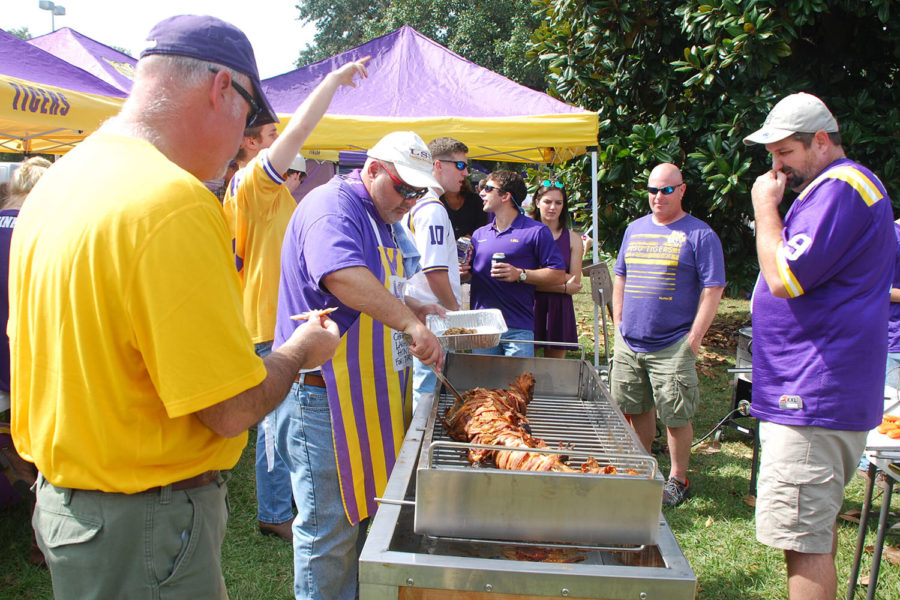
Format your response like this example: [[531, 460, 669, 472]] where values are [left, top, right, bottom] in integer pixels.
[[288, 155, 306, 173], [743, 92, 839, 146], [367, 131, 442, 190]]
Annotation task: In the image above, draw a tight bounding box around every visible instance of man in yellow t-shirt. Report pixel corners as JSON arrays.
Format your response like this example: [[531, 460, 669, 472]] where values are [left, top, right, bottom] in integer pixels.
[[222, 58, 369, 541], [8, 16, 341, 600]]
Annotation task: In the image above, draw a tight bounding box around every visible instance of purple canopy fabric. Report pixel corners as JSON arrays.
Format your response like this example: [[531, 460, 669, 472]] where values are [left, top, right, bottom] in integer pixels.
[[264, 26, 582, 118], [1, 28, 125, 98], [29, 28, 136, 94], [262, 26, 597, 163]]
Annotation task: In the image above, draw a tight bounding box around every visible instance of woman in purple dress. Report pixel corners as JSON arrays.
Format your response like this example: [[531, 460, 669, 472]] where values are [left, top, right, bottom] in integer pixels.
[[530, 180, 583, 358]]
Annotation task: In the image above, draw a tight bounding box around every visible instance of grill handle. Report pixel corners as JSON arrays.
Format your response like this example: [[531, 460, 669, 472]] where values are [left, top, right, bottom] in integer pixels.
[[374, 497, 415, 507]]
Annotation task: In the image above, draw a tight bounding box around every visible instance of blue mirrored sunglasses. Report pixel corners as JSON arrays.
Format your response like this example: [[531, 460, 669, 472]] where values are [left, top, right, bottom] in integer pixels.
[[647, 184, 682, 195], [483, 183, 505, 194], [541, 180, 565, 188], [438, 159, 468, 171]]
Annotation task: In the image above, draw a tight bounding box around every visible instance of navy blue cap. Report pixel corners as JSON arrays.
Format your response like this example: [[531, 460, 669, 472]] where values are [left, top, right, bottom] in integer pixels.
[[140, 15, 278, 127]]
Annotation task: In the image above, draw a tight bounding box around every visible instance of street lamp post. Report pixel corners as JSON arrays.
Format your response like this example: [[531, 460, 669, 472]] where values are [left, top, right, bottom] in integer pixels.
[[38, 0, 66, 32]]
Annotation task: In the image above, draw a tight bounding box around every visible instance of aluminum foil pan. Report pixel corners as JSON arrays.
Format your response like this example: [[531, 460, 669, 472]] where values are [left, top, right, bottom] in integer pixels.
[[426, 309, 508, 351]]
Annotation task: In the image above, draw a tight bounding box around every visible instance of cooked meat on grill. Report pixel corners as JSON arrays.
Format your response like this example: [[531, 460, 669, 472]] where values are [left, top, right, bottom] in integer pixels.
[[442, 373, 638, 475]]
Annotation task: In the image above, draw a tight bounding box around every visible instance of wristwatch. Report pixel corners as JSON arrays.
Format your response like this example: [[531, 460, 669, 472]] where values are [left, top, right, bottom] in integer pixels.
[[518, 269, 527, 282]]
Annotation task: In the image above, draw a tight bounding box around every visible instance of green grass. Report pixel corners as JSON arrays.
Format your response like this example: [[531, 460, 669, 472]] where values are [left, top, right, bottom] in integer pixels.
[[2, 294, 898, 599]]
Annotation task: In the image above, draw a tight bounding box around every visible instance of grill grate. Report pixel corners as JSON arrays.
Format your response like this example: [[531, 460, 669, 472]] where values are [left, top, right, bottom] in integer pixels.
[[427, 382, 655, 476]]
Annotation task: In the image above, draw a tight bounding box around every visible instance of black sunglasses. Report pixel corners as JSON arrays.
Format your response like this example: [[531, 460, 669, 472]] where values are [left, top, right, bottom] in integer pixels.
[[483, 183, 505, 194], [208, 66, 260, 127], [647, 184, 683, 195], [541, 179, 565, 188], [438, 159, 468, 171], [381, 164, 428, 199]]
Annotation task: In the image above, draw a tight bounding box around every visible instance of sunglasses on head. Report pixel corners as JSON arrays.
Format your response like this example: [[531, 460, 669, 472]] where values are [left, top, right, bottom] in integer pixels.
[[438, 159, 468, 171], [483, 183, 505, 194], [541, 180, 565, 188], [647, 184, 682, 195], [381, 164, 428, 199], [208, 66, 260, 127]]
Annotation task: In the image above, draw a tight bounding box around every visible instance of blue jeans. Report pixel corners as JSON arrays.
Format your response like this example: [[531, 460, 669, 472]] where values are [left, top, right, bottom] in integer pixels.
[[275, 380, 362, 600], [412, 357, 438, 412], [254, 341, 293, 525], [472, 327, 535, 357], [887, 352, 900, 390]]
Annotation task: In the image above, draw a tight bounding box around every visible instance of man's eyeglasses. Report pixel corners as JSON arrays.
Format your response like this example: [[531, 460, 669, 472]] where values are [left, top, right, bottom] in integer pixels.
[[483, 183, 505, 194], [381, 164, 428, 199], [647, 184, 683, 195], [208, 66, 259, 127], [541, 180, 565, 188], [438, 159, 468, 171]]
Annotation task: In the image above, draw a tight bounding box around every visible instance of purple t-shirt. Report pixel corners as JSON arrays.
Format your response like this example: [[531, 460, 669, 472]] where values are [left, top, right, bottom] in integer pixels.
[[889, 221, 900, 353], [470, 213, 565, 330], [273, 171, 397, 348], [0, 209, 17, 393], [614, 213, 725, 353], [751, 158, 894, 431]]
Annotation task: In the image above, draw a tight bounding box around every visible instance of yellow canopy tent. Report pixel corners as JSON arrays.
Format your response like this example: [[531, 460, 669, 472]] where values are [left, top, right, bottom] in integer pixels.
[[0, 28, 124, 155]]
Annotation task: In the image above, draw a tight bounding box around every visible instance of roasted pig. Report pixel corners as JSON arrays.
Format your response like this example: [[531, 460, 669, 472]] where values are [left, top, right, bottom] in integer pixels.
[[442, 373, 636, 475]]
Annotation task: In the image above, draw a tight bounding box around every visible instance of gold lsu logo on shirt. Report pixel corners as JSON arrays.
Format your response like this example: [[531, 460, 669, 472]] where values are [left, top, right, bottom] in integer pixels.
[[666, 231, 686, 246]]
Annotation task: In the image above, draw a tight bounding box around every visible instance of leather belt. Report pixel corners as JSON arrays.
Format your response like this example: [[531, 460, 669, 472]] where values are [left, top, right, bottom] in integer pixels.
[[143, 470, 219, 493], [294, 372, 326, 388]]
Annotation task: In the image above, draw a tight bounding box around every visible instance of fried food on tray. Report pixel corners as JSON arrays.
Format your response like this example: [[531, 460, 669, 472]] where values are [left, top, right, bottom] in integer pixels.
[[442, 373, 639, 475], [877, 414, 900, 438], [290, 307, 338, 321], [443, 327, 477, 335]]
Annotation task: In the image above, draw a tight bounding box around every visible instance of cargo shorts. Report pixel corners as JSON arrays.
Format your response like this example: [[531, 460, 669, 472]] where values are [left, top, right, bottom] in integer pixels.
[[755, 421, 867, 554], [610, 331, 699, 427]]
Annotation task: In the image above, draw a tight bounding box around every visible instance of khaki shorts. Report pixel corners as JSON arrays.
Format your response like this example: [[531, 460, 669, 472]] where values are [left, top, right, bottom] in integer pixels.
[[610, 331, 699, 427], [33, 472, 230, 600], [755, 421, 867, 554]]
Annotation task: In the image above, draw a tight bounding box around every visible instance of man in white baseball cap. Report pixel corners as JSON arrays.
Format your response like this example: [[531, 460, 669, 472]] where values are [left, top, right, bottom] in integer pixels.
[[272, 130, 443, 599], [743, 92, 838, 146], [744, 92, 894, 600]]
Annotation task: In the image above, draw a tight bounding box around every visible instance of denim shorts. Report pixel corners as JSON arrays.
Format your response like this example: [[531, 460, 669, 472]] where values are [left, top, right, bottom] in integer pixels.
[[610, 331, 699, 427]]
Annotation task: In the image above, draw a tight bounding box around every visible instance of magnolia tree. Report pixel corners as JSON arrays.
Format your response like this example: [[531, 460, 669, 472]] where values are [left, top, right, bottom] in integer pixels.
[[529, 0, 899, 295]]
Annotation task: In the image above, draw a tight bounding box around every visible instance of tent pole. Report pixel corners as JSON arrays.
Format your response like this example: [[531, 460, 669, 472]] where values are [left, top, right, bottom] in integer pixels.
[[591, 150, 599, 371]]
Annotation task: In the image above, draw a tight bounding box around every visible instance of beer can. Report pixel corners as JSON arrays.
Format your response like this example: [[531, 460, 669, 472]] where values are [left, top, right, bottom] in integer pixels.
[[491, 252, 505, 266], [456, 237, 472, 264]]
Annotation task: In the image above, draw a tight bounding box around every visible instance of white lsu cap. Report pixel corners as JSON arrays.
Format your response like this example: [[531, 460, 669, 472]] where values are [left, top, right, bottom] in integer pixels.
[[367, 131, 442, 190], [743, 92, 838, 146], [288, 155, 306, 172]]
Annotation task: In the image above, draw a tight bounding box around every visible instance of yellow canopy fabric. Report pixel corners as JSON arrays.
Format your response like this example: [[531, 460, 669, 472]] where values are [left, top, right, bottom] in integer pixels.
[[0, 74, 123, 154]]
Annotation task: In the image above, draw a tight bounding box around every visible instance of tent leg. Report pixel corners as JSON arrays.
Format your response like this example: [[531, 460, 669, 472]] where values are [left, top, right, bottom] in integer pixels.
[[590, 150, 600, 371]]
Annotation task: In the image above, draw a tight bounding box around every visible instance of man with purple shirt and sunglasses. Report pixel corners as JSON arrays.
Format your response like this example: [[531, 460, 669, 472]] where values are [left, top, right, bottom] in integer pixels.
[[272, 131, 444, 599], [745, 92, 893, 600]]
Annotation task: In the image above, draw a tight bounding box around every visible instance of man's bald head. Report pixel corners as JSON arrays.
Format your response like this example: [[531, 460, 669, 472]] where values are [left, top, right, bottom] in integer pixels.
[[647, 163, 687, 226]]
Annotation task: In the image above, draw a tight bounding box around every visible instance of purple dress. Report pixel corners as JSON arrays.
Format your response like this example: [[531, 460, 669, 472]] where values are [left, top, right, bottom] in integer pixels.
[[534, 228, 578, 350]]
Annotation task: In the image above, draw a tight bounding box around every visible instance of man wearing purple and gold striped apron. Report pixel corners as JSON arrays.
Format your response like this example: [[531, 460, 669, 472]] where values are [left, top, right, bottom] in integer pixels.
[[273, 131, 445, 600]]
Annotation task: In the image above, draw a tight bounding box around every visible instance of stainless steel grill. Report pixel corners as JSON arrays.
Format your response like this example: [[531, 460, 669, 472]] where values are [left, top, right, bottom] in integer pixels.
[[413, 353, 663, 547], [360, 353, 698, 599]]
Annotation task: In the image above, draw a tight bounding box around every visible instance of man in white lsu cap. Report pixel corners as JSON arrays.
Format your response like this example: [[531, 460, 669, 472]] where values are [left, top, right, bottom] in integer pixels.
[[271, 131, 443, 599], [744, 92, 894, 600]]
